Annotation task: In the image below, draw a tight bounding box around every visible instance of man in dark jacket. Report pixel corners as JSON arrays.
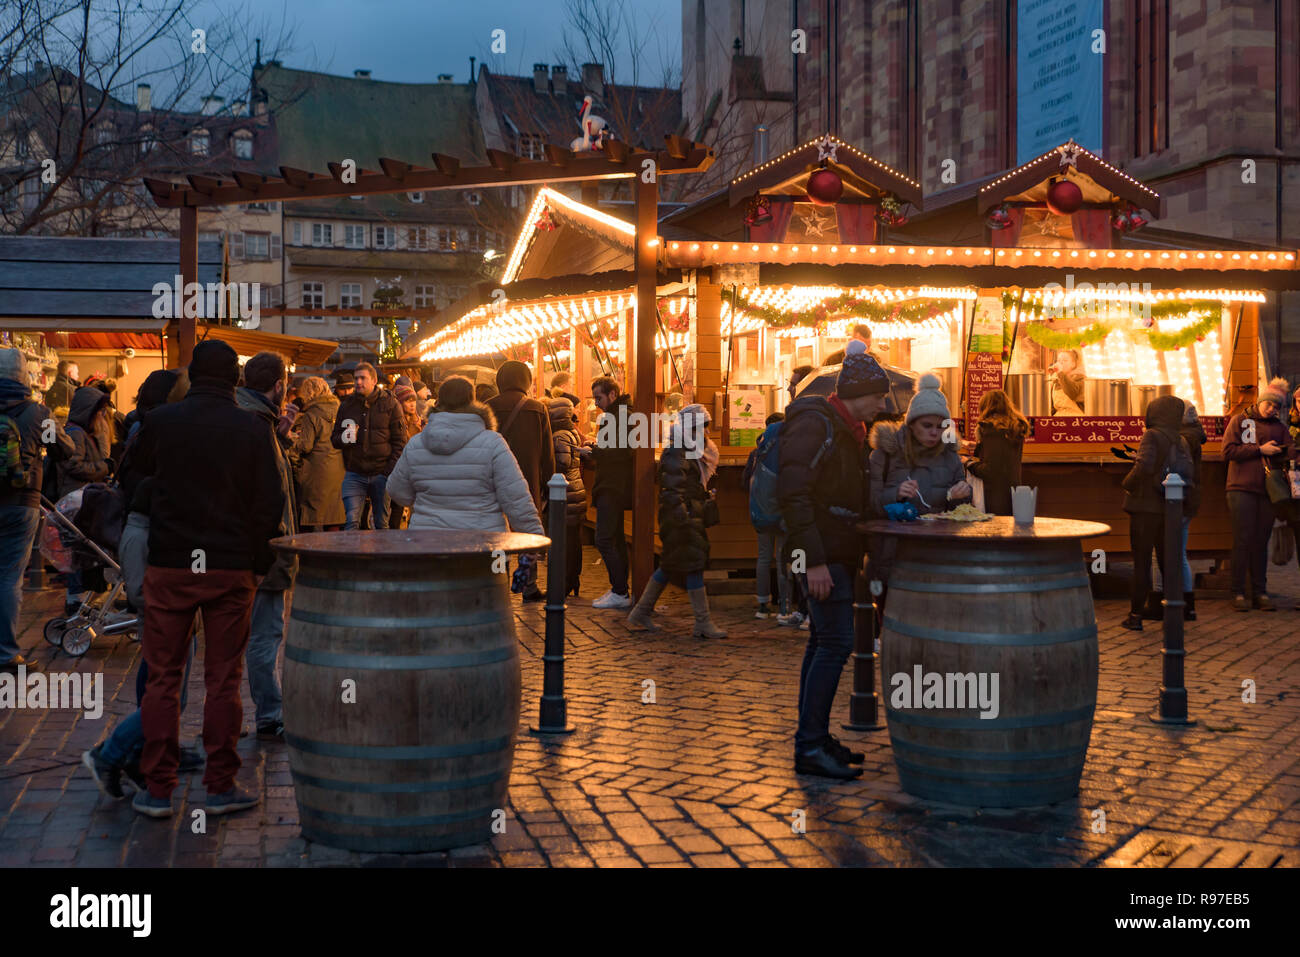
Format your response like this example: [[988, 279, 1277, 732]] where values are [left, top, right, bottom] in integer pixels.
[[130, 339, 284, 819], [487, 360, 553, 601], [330, 361, 406, 529], [43, 359, 80, 419], [235, 352, 298, 740], [778, 351, 891, 779], [583, 376, 634, 609], [1, 348, 74, 671]]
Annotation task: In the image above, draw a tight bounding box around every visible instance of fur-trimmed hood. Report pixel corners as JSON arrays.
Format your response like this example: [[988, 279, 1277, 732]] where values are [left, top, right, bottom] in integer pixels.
[[420, 403, 495, 455], [868, 419, 902, 454]]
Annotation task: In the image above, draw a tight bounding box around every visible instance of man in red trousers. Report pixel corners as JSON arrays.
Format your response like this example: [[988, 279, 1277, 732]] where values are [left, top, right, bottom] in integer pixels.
[[130, 340, 284, 818]]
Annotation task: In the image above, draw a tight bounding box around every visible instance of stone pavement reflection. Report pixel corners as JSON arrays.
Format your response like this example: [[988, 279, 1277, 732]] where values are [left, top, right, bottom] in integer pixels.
[[2, 548, 1298, 867]]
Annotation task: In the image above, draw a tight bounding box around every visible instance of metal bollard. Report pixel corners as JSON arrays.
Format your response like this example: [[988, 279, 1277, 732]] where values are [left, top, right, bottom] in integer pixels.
[[531, 473, 574, 735], [1151, 472, 1195, 726], [842, 565, 885, 731]]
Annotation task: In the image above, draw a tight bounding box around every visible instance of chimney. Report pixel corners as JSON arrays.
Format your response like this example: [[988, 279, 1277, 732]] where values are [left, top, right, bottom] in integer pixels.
[[469, 56, 476, 83], [533, 63, 549, 94], [353, 69, 371, 79], [754, 124, 769, 164], [437, 73, 453, 84], [201, 94, 224, 116], [581, 62, 604, 97], [136, 83, 151, 112], [551, 65, 567, 96]]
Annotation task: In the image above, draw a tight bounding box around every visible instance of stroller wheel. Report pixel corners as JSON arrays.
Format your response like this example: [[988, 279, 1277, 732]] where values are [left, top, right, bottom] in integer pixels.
[[44, 617, 68, 647], [61, 625, 95, 657]]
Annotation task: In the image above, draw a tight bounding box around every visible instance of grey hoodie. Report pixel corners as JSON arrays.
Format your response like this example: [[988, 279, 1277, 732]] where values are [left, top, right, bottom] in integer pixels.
[[387, 403, 544, 533]]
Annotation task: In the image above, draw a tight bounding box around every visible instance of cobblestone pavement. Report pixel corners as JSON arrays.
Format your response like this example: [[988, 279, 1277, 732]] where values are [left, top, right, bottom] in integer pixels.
[[2, 549, 1298, 868]]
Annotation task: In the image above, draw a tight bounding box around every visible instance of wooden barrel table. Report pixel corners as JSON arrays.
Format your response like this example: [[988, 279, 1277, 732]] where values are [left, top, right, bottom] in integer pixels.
[[860, 516, 1110, 807], [269, 529, 550, 852]]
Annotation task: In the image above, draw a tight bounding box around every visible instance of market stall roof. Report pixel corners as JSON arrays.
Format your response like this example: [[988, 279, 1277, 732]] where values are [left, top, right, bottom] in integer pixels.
[[727, 133, 925, 209], [0, 236, 220, 318], [502, 186, 636, 283], [978, 140, 1164, 216], [50, 324, 339, 367]]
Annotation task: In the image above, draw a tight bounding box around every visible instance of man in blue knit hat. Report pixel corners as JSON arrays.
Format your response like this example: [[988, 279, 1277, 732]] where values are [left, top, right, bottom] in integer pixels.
[[778, 350, 891, 779]]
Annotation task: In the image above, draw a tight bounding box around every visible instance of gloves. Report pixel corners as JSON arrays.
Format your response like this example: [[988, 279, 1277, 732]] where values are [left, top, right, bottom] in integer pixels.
[[883, 502, 919, 522]]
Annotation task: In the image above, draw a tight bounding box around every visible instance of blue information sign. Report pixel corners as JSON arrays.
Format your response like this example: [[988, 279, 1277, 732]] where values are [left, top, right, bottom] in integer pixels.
[[1016, 0, 1104, 164]]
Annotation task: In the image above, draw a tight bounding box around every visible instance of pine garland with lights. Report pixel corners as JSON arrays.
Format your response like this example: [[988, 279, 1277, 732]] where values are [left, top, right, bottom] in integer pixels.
[[1144, 309, 1220, 350], [1004, 290, 1224, 351], [1023, 321, 1112, 350], [722, 288, 958, 329]]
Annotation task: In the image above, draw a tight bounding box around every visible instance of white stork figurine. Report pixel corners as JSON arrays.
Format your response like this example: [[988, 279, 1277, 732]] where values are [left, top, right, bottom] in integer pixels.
[[570, 95, 608, 151]]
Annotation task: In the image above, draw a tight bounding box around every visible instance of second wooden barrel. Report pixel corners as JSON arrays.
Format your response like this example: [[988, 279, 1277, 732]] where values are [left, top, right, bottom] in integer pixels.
[[275, 530, 544, 853], [880, 536, 1098, 807]]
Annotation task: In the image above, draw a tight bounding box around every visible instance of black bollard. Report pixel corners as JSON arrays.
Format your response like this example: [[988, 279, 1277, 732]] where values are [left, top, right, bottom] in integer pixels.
[[531, 473, 575, 735], [842, 564, 885, 731], [1151, 473, 1195, 726]]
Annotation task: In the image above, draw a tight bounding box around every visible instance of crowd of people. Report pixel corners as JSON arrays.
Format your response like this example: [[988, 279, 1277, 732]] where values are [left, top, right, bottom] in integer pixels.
[[2, 339, 1300, 799]]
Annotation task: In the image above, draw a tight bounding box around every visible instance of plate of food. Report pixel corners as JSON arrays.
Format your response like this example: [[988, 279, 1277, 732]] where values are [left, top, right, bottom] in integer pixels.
[[920, 503, 995, 522]]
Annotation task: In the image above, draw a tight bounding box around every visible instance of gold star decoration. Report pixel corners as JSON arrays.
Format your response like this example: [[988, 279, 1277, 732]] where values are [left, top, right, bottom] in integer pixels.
[[797, 205, 833, 238]]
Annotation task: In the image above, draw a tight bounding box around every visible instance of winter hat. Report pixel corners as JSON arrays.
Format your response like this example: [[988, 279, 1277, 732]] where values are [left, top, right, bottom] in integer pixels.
[[495, 360, 532, 393], [1259, 376, 1289, 407], [836, 351, 890, 399], [0, 346, 25, 382], [845, 338, 868, 356], [333, 369, 355, 388], [437, 376, 475, 411], [136, 369, 180, 412], [1182, 401, 1200, 426], [906, 372, 951, 424], [189, 339, 240, 386], [394, 374, 412, 389], [394, 384, 416, 404]]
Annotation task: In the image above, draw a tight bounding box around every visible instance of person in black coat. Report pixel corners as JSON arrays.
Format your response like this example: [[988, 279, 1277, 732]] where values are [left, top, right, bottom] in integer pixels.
[[130, 339, 284, 817], [966, 389, 1030, 516], [626, 404, 726, 638], [1176, 403, 1208, 619], [1120, 395, 1196, 631], [330, 362, 407, 529], [583, 377, 635, 608]]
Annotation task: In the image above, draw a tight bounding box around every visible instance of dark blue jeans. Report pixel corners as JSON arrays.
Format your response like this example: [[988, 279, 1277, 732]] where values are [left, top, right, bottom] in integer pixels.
[[1, 505, 40, 660], [795, 563, 856, 750], [594, 492, 629, 596], [342, 471, 389, 530], [652, 566, 703, 590]]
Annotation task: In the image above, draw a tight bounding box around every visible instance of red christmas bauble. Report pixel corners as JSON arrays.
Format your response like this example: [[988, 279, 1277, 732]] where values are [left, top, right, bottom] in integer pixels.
[[806, 168, 843, 206], [1046, 179, 1083, 215]]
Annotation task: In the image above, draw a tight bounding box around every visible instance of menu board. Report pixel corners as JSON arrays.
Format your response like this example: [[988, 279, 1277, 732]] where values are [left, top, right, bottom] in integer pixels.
[[965, 352, 1005, 440]]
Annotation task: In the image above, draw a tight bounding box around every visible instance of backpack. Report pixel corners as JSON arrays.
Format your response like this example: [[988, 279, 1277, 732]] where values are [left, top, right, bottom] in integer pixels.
[[1, 401, 34, 489], [748, 415, 835, 530]]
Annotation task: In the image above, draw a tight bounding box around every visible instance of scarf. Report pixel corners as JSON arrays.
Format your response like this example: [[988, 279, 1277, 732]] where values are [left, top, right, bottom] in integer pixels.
[[829, 394, 866, 447], [669, 406, 720, 486]]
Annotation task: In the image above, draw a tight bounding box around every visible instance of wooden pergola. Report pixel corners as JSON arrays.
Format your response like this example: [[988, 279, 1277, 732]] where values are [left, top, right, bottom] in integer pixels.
[[148, 135, 715, 592]]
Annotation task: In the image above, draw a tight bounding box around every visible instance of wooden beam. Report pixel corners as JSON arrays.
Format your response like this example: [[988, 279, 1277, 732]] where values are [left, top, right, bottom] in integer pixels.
[[630, 172, 659, 597], [149, 145, 714, 208], [664, 133, 691, 160], [431, 153, 461, 175], [603, 139, 630, 164], [543, 144, 572, 167], [186, 174, 222, 194], [486, 149, 517, 171], [171, 206, 198, 366], [231, 170, 267, 191], [142, 178, 174, 203]]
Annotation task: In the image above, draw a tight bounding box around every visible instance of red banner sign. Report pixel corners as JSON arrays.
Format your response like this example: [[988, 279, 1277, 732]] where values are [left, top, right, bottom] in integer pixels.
[[1029, 415, 1228, 444]]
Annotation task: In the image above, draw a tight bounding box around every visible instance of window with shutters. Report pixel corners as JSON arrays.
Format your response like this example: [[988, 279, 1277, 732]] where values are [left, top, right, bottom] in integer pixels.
[[260, 285, 283, 308], [344, 224, 366, 248], [15, 133, 29, 159], [199, 230, 222, 245], [20, 177, 39, 213], [311, 223, 333, 246], [229, 232, 243, 260], [244, 232, 270, 260], [340, 282, 363, 320], [516, 133, 546, 160], [270, 233, 281, 260], [301, 282, 324, 322], [374, 225, 396, 249]]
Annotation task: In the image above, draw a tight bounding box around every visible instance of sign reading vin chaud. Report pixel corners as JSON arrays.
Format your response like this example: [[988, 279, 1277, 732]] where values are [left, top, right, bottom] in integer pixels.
[[1017, 0, 1104, 164]]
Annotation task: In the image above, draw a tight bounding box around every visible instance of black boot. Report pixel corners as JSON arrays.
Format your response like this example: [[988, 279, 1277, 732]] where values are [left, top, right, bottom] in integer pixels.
[[1121, 612, 1143, 631], [794, 743, 863, 779], [1141, 592, 1164, 621], [825, 733, 864, 764], [1183, 591, 1196, 621]]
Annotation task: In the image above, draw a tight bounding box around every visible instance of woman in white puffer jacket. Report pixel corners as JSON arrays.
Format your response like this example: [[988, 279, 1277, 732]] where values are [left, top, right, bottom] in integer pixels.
[[387, 376, 544, 534]]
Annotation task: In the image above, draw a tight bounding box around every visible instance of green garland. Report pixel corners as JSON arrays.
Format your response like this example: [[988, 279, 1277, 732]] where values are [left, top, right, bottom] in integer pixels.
[[722, 288, 958, 330], [1144, 309, 1220, 350], [1023, 321, 1112, 350]]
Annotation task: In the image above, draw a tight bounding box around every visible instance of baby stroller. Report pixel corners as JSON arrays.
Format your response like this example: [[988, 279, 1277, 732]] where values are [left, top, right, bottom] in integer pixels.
[[39, 489, 140, 657]]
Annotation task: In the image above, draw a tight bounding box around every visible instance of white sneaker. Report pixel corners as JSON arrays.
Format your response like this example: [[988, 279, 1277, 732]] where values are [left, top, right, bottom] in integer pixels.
[[592, 589, 633, 609], [777, 610, 805, 627], [799, 615, 810, 630]]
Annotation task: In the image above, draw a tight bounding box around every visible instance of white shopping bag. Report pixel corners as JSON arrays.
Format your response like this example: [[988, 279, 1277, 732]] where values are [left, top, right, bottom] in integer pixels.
[[968, 471, 986, 513]]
